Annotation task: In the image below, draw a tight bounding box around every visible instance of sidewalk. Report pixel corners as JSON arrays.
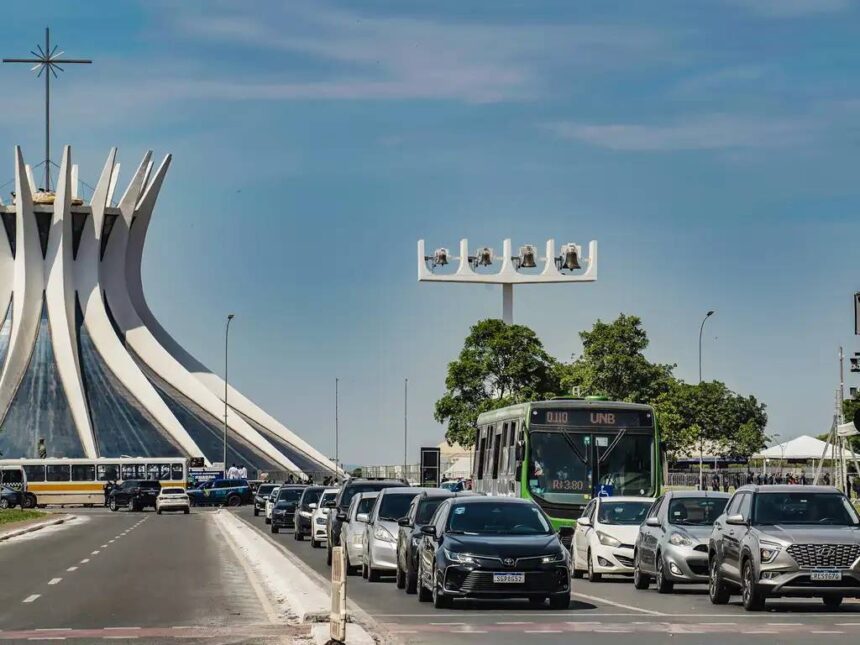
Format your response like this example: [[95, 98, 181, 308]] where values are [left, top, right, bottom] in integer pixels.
[[0, 513, 72, 542], [213, 509, 380, 645]]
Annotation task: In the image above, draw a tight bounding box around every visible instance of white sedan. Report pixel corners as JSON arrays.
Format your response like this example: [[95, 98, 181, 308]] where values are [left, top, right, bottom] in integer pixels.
[[310, 488, 338, 548], [156, 487, 190, 514], [265, 486, 281, 524], [572, 496, 653, 581]]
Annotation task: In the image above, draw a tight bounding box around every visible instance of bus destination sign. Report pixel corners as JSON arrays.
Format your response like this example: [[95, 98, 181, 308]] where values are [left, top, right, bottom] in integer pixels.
[[531, 408, 652, 428]]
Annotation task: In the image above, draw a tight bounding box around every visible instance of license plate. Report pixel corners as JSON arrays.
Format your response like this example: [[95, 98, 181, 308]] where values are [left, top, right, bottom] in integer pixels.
[[810, 570, 841, 581], [493, 573, 525, 584]]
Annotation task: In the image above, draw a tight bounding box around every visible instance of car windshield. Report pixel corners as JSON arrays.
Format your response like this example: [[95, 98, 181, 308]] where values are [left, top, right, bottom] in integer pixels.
[[321, 491, 337, 506], [300, 488, 323, 506], [668, 497, 728, 525], [416, 498, 445, 525], [275, 500, 294, 508], [447, 502, 552, 535], [257, 485, 277, 496], [377, 493, 416, 521], [753, 492, 860, 526], [597, 500, 651, 525], [278, 488, 303, 502], [356, 496, 377, 515], [161, 488, 184, 495]]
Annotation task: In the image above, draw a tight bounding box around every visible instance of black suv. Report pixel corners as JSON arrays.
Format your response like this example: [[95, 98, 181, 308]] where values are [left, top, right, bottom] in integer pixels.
[[270, 485, 306, 534], [326, 478, 407, 566], [295, 486, 325, 541], [109, 480, 161, 511]]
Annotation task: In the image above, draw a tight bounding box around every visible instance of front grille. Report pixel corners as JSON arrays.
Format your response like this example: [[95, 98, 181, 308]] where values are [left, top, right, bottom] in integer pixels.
[[786, 544, 860, 569], [688, 562, 708, 576], [619, 543, 635, 550], [615, 554, 634, 567], [450, 570, 568, 594]]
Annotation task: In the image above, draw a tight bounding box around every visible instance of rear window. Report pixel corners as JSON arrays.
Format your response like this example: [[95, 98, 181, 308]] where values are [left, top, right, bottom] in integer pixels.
[[377, 493, 417, 521], [257, 484, 278, 496], [278, 488, 304, 502], [161, 488, 185, 495], [300, 488, 323, 506], [339, 483, 400, 509]]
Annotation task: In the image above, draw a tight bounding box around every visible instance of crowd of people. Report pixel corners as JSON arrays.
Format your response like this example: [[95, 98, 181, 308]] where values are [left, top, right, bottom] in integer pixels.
[[693, 469, 860, 497]]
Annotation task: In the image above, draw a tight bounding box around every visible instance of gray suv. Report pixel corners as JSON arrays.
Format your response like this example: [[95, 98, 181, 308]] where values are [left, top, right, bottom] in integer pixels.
[[708, 485, 860, 611]]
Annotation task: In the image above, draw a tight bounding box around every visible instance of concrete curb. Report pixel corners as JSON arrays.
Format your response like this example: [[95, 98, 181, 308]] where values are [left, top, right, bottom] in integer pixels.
[[230, 510, 401, 645], [0, 514, 72, 542]]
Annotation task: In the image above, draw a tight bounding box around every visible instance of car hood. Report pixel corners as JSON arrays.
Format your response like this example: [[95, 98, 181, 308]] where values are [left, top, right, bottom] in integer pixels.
[[373, 519, 399, 537], [668, 525, 713, 542], [755, 525, 860, 546], [596, 524, 640, 545], [443, 533, 561, 557]]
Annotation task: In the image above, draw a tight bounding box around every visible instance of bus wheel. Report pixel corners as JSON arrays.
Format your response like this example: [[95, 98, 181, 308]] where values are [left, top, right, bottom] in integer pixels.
[[23, 494, 37, 509]]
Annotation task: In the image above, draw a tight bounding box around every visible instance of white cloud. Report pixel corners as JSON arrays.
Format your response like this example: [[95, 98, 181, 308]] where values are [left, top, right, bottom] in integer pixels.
[[545, 114, 817, 151], [727, 0, 852, 18]]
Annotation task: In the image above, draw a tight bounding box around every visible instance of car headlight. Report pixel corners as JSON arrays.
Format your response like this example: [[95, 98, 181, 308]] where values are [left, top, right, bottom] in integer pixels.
[[315, 517, 326, 525], [669, 532, 693, 547], [760, 541, 781, 563], [373, 526, 396, 543], [597, 531, 621, 548], [541, 551, 566, 564], [443, 549, 477, 564], [300, 511, 312, 518]]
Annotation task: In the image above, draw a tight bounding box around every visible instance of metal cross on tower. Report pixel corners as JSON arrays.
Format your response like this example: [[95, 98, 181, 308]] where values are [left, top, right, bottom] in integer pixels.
[[3, 27, 91, 192]]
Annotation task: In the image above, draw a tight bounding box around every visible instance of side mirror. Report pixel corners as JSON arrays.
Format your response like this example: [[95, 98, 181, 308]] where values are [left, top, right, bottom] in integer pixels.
[[336, 512, 348, 522], [356, 513, 369, 523], [726, 514, 747, 526], [577, 517, 591, 528], [397, 517, 411, 527], [420, 525, 436, 537], [645, 517, 661, 528], [308, 502, 317, 510]]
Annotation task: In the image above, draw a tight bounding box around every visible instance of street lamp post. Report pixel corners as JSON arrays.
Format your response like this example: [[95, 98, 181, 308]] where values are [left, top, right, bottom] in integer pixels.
[[417, 238, 598, 324], [698, 310, 715, 490], [223, 314, 235, 474], [335, 377, 339, 483], [404, 378, 408, 482]]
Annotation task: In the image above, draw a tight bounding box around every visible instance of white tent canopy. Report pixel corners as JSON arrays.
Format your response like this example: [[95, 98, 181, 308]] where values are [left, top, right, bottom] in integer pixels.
[[754, 435, 858, 461], [443, 455, 473, 478]]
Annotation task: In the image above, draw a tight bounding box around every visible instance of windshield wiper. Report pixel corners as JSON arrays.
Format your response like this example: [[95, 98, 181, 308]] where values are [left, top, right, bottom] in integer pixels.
[[447, 529, 479, 535], [559, 431, 589, 465], [598, 429, 626, 464]]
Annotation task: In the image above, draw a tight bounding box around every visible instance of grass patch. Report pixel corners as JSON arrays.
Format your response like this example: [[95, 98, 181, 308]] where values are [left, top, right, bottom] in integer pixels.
[[0, 509, 45, 526]]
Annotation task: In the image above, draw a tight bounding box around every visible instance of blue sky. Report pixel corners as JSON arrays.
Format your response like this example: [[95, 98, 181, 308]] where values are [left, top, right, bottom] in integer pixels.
[[1, 0, 859, 464]]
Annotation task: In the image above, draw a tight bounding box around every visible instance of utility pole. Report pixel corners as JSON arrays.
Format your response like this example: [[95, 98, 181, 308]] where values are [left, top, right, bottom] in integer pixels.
[[404, 378, 408, 481], [335, 377, 339, 482], [697, 310, 715, 491], [223, 314, 235, 474]]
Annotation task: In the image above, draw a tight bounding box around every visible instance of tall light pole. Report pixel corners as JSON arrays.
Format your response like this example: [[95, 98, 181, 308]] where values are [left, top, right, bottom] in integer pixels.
[[404, 378, 408, 480], [335, 377, 339, 482], [223, 313, 235, 474], [698, 310, 715, 490], [417, 238, 598, 324]]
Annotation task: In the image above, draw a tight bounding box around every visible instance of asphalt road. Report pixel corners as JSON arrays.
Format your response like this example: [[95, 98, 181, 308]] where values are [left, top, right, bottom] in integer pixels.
[[236, 506, 860, 645], [0, 508, 304, 644]]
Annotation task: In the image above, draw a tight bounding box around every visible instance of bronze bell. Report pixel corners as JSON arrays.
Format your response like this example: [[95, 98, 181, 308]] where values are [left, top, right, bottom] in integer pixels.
[[561, 243, 581, 271]]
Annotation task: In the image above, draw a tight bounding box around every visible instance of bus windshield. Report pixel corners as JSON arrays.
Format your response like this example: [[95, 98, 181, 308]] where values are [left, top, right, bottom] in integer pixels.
[[528, 430, 655, 505]]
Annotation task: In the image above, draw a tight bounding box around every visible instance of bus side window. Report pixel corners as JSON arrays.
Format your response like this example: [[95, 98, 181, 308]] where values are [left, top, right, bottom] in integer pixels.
[[171, 464, 184, 481], [72, 464, 95, 482], [98, 464, 120, 481], [491, 426, 503, 480], [508, 422, 518, 474], [46, 465, 70, 482], [23, 465, 45, 482], [475, 428, 487, 481], [500, 423, 509, 478], [484, 426, 495, 480]]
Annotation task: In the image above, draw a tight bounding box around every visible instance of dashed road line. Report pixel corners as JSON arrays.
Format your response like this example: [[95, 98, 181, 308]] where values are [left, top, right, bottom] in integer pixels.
[[812, 631, 844, 635], [66, 566, 77, 572], [91, 550, 100, 555], [22, 594, 40, 603], [47, 578, 62, 585], [572, 591, 666, 616], [80, 558, 89, 564]]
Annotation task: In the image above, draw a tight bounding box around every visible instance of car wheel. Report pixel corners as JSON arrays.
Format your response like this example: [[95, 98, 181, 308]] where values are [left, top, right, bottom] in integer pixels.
[[227, 495, 241, 507], [655, 554, 674, 594], [157, 509, 162, 515], [823, 595, 843, 610], [271, 524, 278, 534], [432, 565, 452, 609], [265, 517, 271, 524], [549, 593, 571, 610], [708, 556, 731, 605], [633, 551, 651, 590], [417, 559, 432, 602], [254, 508, 259, 516], [587, 550, 602, 582], [183, 508, 189, 515], [109, 499, 118, 512], [741, 559, 765, 611], [368, 565, 380, 583], [396, 564, 406, 589], [0, 498, 9, 509], [294, 529, 302, 541], [405, 565, 418, 594]]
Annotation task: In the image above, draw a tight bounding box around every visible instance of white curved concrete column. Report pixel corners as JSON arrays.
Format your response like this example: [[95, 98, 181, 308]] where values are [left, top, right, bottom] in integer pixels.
[[0, 148, 45, 422], [45, 147, 97, 457], [105, 155, 298, 472], [76, 149, 205, 460], [0, 197, 12, 334]]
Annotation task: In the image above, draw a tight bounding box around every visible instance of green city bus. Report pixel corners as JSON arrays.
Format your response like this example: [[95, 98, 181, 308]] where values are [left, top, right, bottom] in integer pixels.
[[473, 398, 662, 541]]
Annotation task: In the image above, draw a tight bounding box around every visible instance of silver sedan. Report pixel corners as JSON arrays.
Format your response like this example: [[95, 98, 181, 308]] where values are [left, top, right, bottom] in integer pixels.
[[634, 490, 730, 593]]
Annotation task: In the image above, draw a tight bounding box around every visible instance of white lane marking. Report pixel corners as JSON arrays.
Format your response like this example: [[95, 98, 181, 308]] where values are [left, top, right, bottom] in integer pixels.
[[22, 594, 40, 603], [498, 621, 533, 625], [572, 591, 666, 616], [108, 539, 115, 543], [525, 630, 563, 634], [836, 623, 860, 626], [35, 629, 69, 631], [47, 578, 62, 585], [745, 631, 778, 634], [91, 550, 100, 555], [105, 627, 141, 630], [101, 544, 108, 548], [104, 638, 137, 640], [431, 622, 465, 626], [79, 558, 89, 564], [812, 632, 844, 635], [702, 622, 735, 625], [66, 567, 77, 572], [28, 638, 64, 641]]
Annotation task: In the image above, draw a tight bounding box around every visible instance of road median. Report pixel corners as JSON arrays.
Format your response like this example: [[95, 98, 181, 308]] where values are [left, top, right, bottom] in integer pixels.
[[0, 512, 72, 542]]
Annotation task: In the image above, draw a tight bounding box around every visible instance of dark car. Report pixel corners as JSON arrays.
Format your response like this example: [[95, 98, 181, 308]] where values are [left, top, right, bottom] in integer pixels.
[[295, 486, 325, 541], [270, 485, 306, 534], [326, 479, 406, 566], [416, 496, 571, 609], [186, 479, 253, 507], [109, 480, 161, 511], [0, 485, 22, 509], [396, 489, 469, 593], [253, 483, 280, 516]]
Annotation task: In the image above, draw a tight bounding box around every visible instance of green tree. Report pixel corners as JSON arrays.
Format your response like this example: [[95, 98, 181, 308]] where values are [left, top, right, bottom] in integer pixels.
[[434, 319, 559, 447], [557, 314, 676, 403], [655, 380, 768, 460]]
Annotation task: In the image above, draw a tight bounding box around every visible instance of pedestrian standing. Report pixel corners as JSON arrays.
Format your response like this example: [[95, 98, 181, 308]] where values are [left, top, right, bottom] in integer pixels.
[[238, 464, 248, 480], [226, 463, 239, 479], [823, 471, 831, 486], [103, 480, 114, 507]]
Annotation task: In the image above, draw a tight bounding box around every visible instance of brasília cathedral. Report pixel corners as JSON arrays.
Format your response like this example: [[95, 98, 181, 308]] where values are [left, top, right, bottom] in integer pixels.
[[0, 145, 336, 479]]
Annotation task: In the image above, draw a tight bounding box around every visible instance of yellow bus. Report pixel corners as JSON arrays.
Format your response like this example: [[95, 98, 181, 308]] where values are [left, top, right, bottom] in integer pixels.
[[0, 457, 188, 507]]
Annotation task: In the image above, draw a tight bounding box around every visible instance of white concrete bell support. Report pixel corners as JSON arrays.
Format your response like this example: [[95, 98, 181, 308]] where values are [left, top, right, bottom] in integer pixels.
[[0, 146, 339, 479], [417, 237, 598, 323]]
